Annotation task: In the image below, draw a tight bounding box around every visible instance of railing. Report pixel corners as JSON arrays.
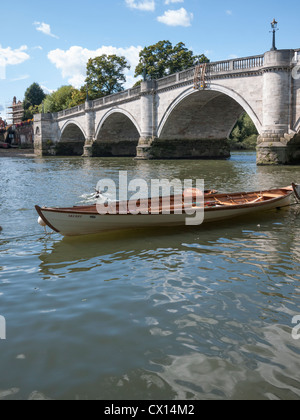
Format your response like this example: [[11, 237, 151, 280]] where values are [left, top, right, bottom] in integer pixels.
[[209, 60, 231, 73], [57, 104, 85, 118], [157, 74, 177, 88], [176, 54, 264, 84], [55, 53, 268, 119], [56, 86, 141, 119], [233, 55, 264, 70], [92, 85, 141, 107]]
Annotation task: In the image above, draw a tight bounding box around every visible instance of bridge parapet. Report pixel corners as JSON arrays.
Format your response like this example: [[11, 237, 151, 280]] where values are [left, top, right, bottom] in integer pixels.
[[92, 85, 141, 107], [57, 104, 85, 119], [55, 54, 266, 120], [158, 54, 265, 89]]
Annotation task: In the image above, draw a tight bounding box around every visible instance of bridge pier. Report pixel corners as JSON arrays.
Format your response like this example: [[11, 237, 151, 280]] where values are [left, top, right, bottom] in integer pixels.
[[82, 100, 95, 157], [257, 49, 300, 164], [83, 143, 93, 157], [33, 113, 58, 156], [137, 138, 230, 160], [136, 80, 157, 160]]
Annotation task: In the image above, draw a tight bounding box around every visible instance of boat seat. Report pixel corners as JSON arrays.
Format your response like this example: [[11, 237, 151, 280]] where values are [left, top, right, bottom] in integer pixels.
[[262, 193, 282, 198]]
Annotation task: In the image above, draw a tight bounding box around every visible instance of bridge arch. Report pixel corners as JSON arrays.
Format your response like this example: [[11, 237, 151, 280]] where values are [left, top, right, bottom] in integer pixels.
[[93, 108, 140, 157], [58, 120, 86, 156], [157, 84, 262, 140]]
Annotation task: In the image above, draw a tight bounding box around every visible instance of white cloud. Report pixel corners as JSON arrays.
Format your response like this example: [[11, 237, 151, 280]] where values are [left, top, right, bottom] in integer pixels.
[[0, 44, 30, 79], [125, 0, 155, 11], [34, 22, 59, 39], [157, 7, 193, 27], [10, 74, 30, 82], [0, 44, 30, 66], [226, 10, 233, 15], [40, 85, 55, 94], [165, 0, 184, 4], [47, 45, 143, 89]]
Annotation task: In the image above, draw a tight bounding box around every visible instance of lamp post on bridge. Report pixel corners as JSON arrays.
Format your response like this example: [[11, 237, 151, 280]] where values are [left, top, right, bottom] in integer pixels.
[[270, 19, 278, 51]]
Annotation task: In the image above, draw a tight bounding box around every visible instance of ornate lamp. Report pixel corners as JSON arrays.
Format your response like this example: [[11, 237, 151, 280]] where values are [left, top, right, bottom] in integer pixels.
[[270, 19, 278, 51]]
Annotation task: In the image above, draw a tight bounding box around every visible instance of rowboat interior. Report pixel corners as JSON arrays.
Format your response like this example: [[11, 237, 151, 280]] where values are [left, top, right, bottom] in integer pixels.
[[35, 184, 299, 236], [38, 186, 294, 215]]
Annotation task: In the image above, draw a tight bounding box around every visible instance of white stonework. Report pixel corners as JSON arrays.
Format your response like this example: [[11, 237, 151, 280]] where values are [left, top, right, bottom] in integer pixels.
[[34, 49, 300, 164]]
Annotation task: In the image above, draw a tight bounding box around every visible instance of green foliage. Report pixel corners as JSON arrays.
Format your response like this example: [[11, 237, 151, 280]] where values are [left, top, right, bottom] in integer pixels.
[[68, 86, 86, 108], [135, 40, 209, 80], [86, 54, 130, 100], [229, 113, 258, 150], [40, 86, 85, 113], [23, 83, 46, 119]]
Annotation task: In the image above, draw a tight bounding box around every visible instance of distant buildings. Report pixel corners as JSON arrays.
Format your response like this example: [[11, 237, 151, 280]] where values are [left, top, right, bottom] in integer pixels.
[[7, 96, 24, 124], [0, 97, 33, 147], [0, 117, 5, 130]]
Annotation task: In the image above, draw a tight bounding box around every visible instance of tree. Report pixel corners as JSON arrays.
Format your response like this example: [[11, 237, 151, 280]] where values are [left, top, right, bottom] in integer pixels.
[[41, 86, 74, 113], [23, 83, 46, 119], [85, 54, 130, 100], [40, 86, 87, 113], [134, 40, 209, 81], [229, 113, 258, 150], [67, 86, 87, 108]]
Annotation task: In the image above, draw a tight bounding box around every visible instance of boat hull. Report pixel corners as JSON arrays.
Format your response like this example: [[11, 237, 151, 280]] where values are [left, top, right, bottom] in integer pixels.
[[36, 189, 293, 237]]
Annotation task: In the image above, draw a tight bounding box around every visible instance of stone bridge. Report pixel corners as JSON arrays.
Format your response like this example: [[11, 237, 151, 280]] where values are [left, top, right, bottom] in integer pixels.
[[34, 48, 300, 164]]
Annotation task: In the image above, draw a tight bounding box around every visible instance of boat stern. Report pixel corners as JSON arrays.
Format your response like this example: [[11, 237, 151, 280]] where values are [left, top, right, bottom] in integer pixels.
[[292, 183, 300, 201]]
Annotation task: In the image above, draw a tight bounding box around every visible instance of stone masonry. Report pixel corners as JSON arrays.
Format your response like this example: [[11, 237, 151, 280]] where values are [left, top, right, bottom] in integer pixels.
[[34, 48, 300, 164]]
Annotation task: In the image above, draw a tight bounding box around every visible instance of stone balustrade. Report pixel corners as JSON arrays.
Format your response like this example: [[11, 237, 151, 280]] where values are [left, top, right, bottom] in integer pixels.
[[55, 54, 266, 120]]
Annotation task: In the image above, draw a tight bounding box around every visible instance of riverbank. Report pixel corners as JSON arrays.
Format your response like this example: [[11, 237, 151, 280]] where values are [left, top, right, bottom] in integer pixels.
[[0, 148, 35, 158]]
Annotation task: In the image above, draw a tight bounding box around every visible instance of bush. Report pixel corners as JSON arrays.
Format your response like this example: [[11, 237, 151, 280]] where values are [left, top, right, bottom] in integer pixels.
[[242, 134, 258, 150], [229, 113, 258, 151]]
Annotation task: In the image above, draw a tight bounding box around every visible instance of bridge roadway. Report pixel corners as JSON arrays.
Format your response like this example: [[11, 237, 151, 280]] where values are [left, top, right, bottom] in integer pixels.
[[34, 48, 300, 164]]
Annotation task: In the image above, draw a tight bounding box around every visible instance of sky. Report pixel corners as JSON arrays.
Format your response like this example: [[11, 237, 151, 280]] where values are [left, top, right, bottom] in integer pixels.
[[0, 0, 299, 121]]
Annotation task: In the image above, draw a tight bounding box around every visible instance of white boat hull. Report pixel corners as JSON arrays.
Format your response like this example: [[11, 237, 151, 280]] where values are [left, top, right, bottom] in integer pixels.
[[36, 191, 293, 237]]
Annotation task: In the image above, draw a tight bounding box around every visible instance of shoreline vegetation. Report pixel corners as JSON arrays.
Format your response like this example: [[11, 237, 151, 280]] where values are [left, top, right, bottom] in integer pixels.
[[229, 112, 258, 150]]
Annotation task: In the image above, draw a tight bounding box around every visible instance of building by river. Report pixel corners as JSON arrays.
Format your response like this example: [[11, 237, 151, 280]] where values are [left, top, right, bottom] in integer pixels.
[[0, 98, 34, 147], [7, 97, 24, 125]]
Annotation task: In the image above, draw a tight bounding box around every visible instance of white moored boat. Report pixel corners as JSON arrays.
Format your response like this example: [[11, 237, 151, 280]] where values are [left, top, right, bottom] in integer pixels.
[[35, 185, 298, 237]]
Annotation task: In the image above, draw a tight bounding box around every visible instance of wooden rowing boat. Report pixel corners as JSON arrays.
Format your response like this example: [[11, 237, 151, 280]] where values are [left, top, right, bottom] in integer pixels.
[[35, 185, 297, 237]]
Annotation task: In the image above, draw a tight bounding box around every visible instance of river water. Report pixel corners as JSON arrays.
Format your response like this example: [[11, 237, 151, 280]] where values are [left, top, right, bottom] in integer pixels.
[[0, 151, 300, 400]]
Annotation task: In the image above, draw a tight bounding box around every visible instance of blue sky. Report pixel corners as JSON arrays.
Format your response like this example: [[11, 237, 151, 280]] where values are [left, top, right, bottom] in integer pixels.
[[0, 0, 299, 121]]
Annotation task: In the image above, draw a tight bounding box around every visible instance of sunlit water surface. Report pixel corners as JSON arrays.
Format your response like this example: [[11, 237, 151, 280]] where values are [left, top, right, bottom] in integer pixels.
[[0, 152, 300, 400]]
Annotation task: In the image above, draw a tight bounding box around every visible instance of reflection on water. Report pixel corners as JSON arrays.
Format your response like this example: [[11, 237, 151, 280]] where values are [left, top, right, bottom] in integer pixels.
[[1, 153, 300, 400]]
